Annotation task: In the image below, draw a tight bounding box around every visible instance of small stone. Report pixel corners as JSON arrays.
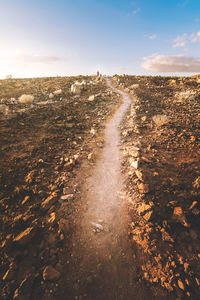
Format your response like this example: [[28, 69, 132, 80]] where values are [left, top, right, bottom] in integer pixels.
[[47, 212, 56, 224], [141, 116, 147, 122], [88, 153, 93, 160], [137, 182, 150, 194], [184, 263, 189, 272], [13, 275, 34, 300], [173, 207, 190, 227], [135, 170, 143, 181], [60, 194, 74, 201], [130, 160, 139, 169], [43, 265, 61, 281], [88, 95, 96, 101], [3, 263, 16, 281], [177, 279, 185, 290], [91, 222, 104, 231], [143, 211, 153, 221], [14, 227, 36, 246], [53, 89, 62, 95], [41, 193, 58, 210], [152, 114, 169, 127], [137, 203, 151, 215], [49, 93, 54, 98], [21, 196, 30, 205]]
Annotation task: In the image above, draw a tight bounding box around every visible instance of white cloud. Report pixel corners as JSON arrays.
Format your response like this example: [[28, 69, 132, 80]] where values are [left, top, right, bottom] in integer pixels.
[[132, 8, 140, 15], [142, 54, 200, 72], [173, 31, 200, 48], [190, 32, 200, 43], [173, 34, 187, 48]]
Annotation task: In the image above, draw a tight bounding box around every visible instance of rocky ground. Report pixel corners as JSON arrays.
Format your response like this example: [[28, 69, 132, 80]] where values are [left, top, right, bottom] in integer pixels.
[[116, 75, 200, 299], [0, 76, 121, 300], [0, 74, 199, 300]]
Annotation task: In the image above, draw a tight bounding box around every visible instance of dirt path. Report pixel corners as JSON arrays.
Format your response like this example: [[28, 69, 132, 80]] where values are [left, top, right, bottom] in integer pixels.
[[58, 80, 144, 300]]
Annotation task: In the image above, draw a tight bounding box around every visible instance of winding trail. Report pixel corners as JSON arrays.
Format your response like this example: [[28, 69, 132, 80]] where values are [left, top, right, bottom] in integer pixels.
[[61, 80, 141, 300]]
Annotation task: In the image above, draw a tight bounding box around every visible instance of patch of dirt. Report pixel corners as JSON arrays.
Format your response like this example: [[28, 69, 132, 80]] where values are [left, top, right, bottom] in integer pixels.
[[115, 75, 200, 299]]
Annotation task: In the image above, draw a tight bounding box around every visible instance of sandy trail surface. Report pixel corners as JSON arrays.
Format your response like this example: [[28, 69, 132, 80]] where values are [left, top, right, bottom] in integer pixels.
[[59, 80, 142, 300]]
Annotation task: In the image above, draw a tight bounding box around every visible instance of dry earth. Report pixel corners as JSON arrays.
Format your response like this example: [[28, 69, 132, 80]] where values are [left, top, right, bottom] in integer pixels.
[[0, 74, 199, 300]]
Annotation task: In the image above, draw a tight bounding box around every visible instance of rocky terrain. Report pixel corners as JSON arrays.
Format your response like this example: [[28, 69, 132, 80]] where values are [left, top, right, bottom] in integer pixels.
[[0, 74, 199, 300], [115, 75, 200, 299], [0, 76, 121, 300]]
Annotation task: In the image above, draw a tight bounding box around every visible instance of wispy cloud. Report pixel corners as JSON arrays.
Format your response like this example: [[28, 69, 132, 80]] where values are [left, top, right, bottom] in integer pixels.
[[142, 54, 200, 72], [145, 34, 157, 40], [172, 31, 200, 48], [132, 8, 140, 15], [190, 32, 200, 43], [173, 33, 187, 48], [178, 0, 191, 7]]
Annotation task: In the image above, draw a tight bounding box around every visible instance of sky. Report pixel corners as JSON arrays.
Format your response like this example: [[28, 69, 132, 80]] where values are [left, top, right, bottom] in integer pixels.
[[0, 0, 200, 78]]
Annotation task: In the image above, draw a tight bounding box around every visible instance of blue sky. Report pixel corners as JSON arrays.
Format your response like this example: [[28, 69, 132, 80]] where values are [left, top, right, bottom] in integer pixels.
[[0, 0, 200, 77]]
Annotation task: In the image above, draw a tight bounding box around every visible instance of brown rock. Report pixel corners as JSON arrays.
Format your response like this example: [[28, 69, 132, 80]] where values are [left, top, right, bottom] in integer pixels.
[[13, 275, 34, 300], [177, 279, 185, 290], [137, 182, 150, 194], [41, 193, 58, 210], [14, 227, 36, 246], [138, 203, 151, 215], [3, 263, 16, 281], [135, 170, 144, 181], [173, 207, 190, 227], [47, 212, 56, 224], [43, 265, 61, 281], [21, 196, 30, 205], [143, 211, 153, 221], [60, 194, 74, 201]]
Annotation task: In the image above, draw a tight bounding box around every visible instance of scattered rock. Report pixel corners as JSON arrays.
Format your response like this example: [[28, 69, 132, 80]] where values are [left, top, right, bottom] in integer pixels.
[[13, 275, 34, 300], [177, 279, 185, 290], [91, 222, 104, 232], [135, 170, 144, 181], [41, 193, 58, 210], [173, 207, 190, 227], [152, 114, 169, 127], [3, 263, 17, 281], [53, 89, 62, 95], [14, 227, 36, 246], [88, 95, 96, 101], [47, 212, 56, 224], [60, 194, 74, 201], [137, 182, 150, 194]]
